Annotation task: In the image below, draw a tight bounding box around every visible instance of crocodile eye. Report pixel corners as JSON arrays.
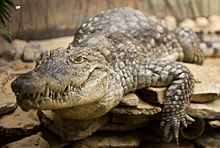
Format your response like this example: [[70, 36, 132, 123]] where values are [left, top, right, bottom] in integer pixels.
[[75, 56, 83, 63]]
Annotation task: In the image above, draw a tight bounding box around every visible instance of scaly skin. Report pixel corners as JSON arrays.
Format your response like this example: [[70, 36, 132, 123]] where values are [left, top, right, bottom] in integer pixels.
[[11, 7, 204, 144]]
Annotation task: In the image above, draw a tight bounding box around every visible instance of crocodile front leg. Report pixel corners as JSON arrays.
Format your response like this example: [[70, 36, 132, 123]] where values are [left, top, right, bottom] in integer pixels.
[[114, 58, 195, 144]]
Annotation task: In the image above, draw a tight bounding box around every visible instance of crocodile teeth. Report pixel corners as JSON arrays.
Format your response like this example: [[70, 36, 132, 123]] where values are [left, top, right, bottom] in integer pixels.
[[57, 93, 61, 98], [68, 85, 71, 92], [37, 93, 40, 98], [46, 88, 49, 97]]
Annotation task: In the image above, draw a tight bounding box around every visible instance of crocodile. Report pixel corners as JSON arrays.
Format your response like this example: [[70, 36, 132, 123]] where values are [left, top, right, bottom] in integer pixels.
[[11, 7, 204, 144]]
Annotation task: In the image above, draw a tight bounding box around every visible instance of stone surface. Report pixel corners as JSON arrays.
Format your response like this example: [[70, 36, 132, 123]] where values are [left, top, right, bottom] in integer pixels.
[[38, 110, 110, 141], [111, 98, 161, 116], [2, 130, 69, 148], [0, 102, 17, 117], [22, 43, 45, 62], [187, 98, 220, 119], [2, 132, 49, 148], [183, 63, 220, 103], [0, 107, 40, 137], [71, 131, 143, 148], [120, 93, 140, 106]]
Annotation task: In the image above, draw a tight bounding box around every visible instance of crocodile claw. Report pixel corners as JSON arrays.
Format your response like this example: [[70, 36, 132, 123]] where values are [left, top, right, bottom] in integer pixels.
[[160, 113, 195, 145]]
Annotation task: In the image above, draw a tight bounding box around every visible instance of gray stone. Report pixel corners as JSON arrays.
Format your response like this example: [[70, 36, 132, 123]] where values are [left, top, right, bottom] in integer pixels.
[[22, 43, 45, 62], [38, 110, 110, 141]]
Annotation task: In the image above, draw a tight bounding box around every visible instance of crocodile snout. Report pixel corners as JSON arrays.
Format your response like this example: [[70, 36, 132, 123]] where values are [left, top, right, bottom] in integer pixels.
[[11, 71, 46, 95]]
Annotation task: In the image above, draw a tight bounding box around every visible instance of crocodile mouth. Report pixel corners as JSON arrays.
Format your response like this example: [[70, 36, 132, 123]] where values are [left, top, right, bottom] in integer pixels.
[[16, 83, 80, 110], [15, 68, 107, 110]]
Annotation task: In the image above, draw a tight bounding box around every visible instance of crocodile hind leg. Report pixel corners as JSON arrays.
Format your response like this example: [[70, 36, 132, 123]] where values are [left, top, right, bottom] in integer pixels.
[[174, 27, 204, 65], [144, 60, 195, 144]]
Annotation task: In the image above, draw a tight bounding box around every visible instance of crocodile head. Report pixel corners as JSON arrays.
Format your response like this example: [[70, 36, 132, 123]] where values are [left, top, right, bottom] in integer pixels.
[[11, 47, 109, 110]]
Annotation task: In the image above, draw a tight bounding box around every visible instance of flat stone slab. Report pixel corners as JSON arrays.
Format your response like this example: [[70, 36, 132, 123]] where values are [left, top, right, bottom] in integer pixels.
[[71, 131, 143, 148], [111, 97, 161, 116], [187, 98, 220, 119], [38, 110, 110, 141], [0, 107, 40, 137], [2, 131, 69, 148], [184, 63, 220, 103]]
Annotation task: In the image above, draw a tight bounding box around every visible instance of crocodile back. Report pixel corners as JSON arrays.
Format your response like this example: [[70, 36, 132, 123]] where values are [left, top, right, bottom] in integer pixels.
[[70, 7, 184, 62]]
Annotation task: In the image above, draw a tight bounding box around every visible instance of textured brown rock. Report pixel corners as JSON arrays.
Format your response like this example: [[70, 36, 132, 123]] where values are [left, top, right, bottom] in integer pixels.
[[38, 110, 110, 141], [111, 98, 161, 116], [71, 131, 143, 148], [120, 93, 139, 106], [187, 98, 220, 119], [0, 107, 40, 137]]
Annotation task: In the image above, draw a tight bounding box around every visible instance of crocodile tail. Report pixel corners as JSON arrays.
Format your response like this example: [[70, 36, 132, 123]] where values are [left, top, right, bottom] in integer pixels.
[[197, 32, 220, 57]]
